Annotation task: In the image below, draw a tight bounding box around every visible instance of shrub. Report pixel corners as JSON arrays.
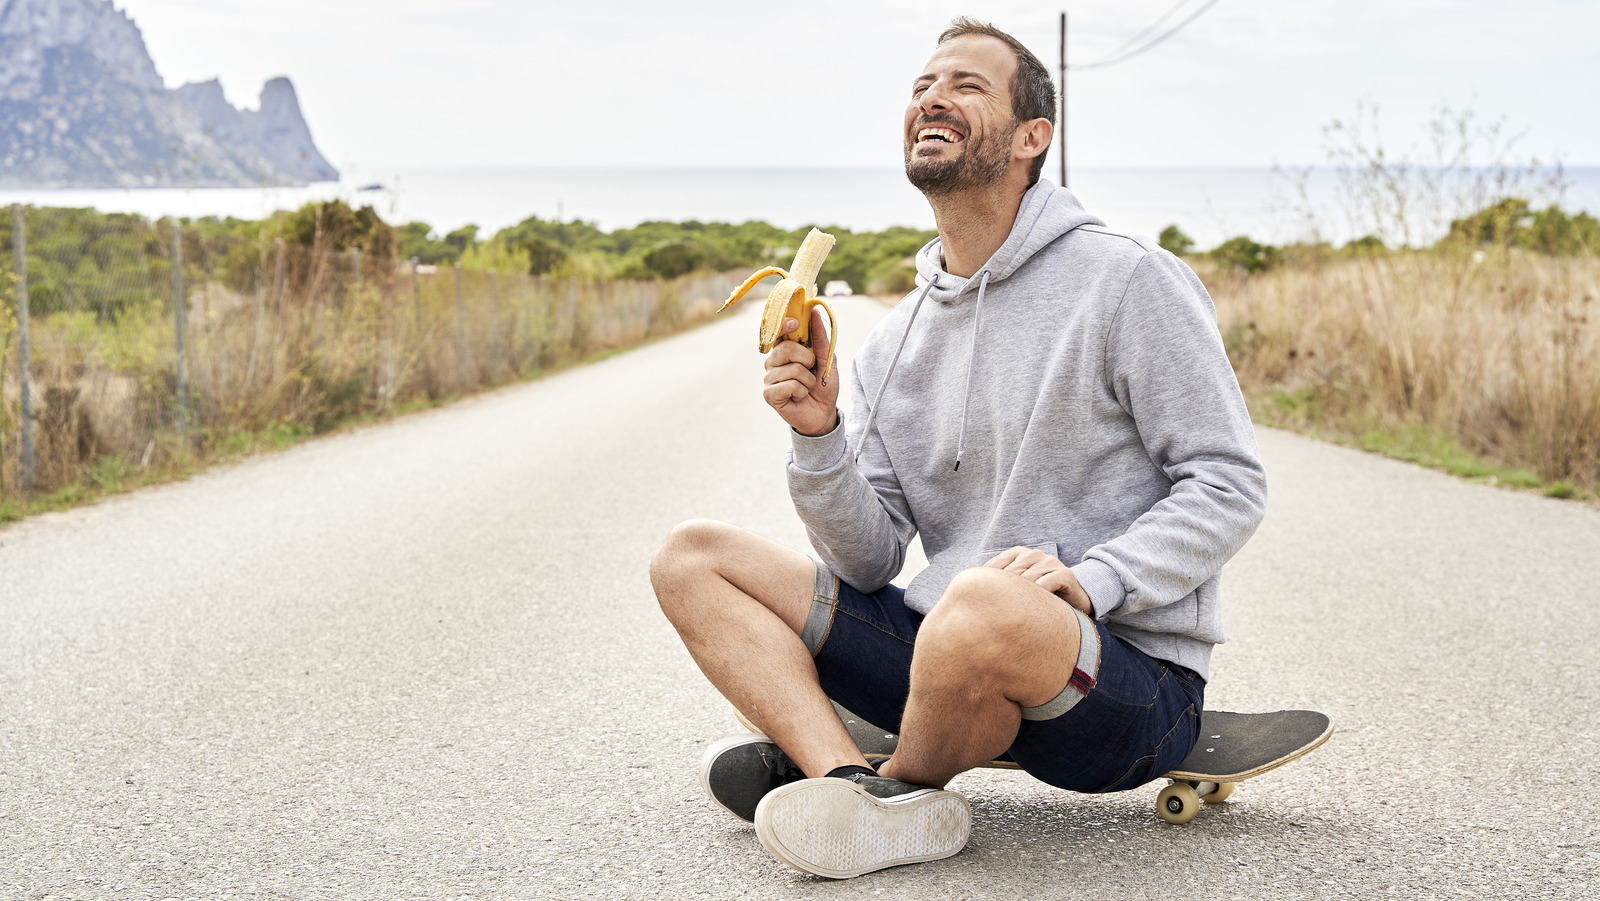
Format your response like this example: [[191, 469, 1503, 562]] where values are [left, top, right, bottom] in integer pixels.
[[1210, 236, 1283, 274], [1444, 198, 1600, 257], [868, 259, 918, 295], [1342, 234, 1388, 256], [398, 222, 460, 264], [1158, 224, 1194, 256], [521, 235, 569, 275], [643, 239, 721, 279]]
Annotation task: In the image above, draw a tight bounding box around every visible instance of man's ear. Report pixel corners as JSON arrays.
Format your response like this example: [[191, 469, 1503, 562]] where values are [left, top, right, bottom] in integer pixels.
[[1014, 118, 1053, 163]]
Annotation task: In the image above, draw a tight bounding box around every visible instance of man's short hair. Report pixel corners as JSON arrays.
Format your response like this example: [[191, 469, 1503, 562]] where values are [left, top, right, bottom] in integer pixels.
[[937, 17, 1056, 185]]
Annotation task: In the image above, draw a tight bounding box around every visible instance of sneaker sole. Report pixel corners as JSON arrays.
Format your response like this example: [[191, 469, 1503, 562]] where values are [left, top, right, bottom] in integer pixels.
[[753, 778, 971, 879], [699, 732, 786, 823]]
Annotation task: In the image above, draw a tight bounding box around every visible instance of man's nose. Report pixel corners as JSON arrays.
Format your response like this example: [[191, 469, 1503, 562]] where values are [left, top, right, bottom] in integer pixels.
[[918, 79, 953, 113]]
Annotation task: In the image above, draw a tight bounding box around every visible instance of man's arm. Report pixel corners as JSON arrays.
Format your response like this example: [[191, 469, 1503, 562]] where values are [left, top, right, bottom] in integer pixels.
[[766, 311, 916, 591], [1071, 250, 1269, 619]]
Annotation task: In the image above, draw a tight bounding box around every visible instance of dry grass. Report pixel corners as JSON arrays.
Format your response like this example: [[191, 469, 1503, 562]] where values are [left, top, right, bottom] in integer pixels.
[[1201, 249, 1600, 498], [1, 244, 740, 520]]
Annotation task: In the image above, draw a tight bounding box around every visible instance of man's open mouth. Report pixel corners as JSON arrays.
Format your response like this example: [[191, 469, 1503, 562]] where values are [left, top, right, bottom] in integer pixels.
[[916, 127, 964, 144]]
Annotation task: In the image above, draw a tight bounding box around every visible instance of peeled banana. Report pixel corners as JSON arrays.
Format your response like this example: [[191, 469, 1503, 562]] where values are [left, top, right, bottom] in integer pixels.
[[718, 228, 838, 384]]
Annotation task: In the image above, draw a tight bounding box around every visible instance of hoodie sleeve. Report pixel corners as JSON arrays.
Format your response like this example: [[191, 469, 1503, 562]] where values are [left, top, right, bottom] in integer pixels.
[[785, 356, 917, 592], [1072, 250, 1268, 619]]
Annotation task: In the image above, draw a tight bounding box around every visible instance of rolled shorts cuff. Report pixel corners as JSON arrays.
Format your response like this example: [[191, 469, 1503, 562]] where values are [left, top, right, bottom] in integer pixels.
[[1019, 606, 1102, 722], [799, 560, 840, 656]]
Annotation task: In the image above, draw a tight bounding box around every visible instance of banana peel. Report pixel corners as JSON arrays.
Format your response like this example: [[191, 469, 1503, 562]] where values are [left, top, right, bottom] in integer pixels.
[[718, 228, 838, 384]]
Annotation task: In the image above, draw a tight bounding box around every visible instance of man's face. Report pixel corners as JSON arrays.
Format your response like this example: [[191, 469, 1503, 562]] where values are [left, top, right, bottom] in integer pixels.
[[904, 35, 1020, 196]]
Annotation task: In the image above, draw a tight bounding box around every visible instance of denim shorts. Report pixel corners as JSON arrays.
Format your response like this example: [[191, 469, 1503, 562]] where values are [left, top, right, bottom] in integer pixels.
[[802, 562, 1204, 793]]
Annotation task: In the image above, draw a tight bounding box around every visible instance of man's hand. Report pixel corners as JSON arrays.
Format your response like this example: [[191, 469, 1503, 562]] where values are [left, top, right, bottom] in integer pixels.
[[985, 546, 1093, 616], [763, 306, 839, 437]]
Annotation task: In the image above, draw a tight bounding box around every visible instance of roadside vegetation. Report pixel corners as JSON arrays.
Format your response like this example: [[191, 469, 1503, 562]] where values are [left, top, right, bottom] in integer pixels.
[[0, 203, 932, 523], [400, 215, 935, 295], [1194, 231, 1598, 501], [1158, 104, 1599, 501]]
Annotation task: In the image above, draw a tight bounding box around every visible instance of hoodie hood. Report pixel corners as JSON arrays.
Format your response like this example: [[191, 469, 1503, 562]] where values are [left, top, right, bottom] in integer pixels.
[[912, 177, 1105, 303]]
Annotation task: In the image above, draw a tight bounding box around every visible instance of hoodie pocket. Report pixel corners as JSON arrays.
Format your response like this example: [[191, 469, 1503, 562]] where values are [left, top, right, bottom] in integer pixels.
[[906, 541, 1061, 611]]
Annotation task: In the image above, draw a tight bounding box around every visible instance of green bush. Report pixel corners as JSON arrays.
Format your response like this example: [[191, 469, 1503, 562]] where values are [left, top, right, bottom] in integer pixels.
[[643, 239, 721, 279], [868, 259, 918, 295], [398, 222, 460, 264], [1342, 234, 1388, 256], [521, 235, 568, 275], [1158, 225, 1194, 256], [1444, 198, 1600, 256], [1210, 236, 1283, 274]]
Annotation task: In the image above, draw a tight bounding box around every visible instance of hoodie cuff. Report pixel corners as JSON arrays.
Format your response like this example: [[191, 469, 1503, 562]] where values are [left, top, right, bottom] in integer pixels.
[[1071, 559, 1125, 619], [789, 419, 848, 473]]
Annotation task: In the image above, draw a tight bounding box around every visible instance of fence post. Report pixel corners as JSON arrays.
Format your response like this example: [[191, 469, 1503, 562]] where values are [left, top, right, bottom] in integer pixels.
[[523, 272, 537, 372], [380, 265, 395, 410], [351, 247, 362, 286], [453, 263, 468, 386], [567, 281, 578, 357], [271, 238, 286, 382], [410, 258, 422, 336], [11, 204, 34, 491], [488, 269, 500, 371], [273, 238, 286, 319], [172, 222, 189, 437]]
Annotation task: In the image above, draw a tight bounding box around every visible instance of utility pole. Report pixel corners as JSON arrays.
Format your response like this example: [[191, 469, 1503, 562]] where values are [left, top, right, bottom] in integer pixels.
[[1059, 11, 1068, 189]]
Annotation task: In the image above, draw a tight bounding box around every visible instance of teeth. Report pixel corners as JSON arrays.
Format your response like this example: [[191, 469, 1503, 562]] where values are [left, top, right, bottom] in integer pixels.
[[917, 127, 959, 143]]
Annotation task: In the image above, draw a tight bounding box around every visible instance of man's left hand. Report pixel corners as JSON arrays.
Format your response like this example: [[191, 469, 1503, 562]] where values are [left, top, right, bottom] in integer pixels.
[[984, 547, 1093, 616]]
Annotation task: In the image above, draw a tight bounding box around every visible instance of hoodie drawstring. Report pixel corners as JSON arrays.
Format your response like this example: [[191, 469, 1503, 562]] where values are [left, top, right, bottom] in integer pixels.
[[854, 278, 936, 465], [953, 269, 989, 471]]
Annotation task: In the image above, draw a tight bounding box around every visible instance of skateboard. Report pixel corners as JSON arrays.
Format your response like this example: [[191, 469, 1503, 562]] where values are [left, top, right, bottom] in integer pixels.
[[734, 702, 1333, 825]]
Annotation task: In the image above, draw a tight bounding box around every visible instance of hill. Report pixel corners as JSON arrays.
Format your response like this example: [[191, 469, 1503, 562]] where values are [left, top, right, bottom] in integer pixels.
[[0, 0, 336, 187]]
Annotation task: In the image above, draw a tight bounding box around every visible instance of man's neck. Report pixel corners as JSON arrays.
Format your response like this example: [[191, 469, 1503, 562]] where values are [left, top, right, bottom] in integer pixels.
[[927, 184, 1028, 279]]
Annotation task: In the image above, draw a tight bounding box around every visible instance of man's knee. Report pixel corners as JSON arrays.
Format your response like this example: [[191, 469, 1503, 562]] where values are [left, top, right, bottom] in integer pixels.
[[650, 518, 734, 604], [921, 567, 1075, 658]]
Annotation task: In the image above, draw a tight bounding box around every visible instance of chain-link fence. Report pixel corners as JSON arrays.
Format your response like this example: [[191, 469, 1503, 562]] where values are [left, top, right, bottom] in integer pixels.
[[0, 204, 736, 505]]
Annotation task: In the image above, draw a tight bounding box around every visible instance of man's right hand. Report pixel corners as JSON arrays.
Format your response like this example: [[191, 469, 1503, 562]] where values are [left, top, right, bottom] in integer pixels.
[[763, 306, 839, 437]]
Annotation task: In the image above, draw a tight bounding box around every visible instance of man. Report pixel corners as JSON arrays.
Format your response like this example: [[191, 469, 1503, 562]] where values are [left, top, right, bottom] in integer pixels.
[[651, 18, 1266, 879]]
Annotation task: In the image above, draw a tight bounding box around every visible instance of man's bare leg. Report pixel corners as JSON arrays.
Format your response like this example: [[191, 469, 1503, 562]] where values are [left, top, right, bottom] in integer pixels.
[[880, 567, 1083, 789], [650, 518, 871, 778]]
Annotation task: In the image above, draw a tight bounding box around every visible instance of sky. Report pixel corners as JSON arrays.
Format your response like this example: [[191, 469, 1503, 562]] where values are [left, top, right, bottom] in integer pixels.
[[108, 0, 1600, 173]]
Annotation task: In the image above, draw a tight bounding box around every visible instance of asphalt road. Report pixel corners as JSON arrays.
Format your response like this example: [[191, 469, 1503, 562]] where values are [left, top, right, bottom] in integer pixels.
[[2, 294, 1598, 900]]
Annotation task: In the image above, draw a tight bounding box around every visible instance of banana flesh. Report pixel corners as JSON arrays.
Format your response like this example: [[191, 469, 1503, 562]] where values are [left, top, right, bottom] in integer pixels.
[[717, 228, 839, 384]]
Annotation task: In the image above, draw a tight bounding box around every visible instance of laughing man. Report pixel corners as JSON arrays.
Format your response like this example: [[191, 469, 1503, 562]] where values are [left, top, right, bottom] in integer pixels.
[[651, 17, 1266, 878]]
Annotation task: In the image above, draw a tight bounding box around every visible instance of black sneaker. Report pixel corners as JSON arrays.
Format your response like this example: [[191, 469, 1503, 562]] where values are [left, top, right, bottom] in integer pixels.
[[699, 733, 806, 822], [753, 773, 971, 879]]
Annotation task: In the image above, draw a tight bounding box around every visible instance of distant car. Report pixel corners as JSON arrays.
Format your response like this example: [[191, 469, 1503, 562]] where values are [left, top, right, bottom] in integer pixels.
[[823, 280, 853, 297]]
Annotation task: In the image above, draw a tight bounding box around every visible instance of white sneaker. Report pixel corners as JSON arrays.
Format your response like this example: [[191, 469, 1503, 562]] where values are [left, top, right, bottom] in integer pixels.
[[753, 774, 971, 879]]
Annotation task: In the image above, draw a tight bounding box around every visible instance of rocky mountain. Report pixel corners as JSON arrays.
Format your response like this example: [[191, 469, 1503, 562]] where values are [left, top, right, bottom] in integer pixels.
[[0, 0, 337, 188]]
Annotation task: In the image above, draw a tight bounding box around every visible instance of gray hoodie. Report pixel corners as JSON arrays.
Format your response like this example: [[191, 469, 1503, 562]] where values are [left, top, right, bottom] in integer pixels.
[[786, 178, 1267, 681]]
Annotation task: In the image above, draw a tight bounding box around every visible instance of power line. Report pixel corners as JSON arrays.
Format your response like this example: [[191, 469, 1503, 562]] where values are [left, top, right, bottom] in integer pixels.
[[1069, 0, 1223, 71], [1096, 0, 1197, 62]]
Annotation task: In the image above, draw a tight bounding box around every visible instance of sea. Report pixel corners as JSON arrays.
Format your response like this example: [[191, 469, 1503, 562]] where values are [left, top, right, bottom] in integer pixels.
[[3, 165, 1597, 252]]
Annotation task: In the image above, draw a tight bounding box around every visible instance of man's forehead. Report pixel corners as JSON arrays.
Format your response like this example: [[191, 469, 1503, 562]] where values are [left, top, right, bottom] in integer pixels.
[[917, 34, 1016, 82]]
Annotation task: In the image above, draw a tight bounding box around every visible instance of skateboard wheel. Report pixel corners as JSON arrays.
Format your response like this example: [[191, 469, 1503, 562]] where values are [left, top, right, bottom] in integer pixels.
[[1157, 782, 1200, 824], [1201, 782, 1235, 804]]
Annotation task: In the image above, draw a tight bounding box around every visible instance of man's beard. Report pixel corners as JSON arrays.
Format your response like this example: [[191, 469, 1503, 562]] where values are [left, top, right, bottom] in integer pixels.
[[904, 118, 1013, 196]]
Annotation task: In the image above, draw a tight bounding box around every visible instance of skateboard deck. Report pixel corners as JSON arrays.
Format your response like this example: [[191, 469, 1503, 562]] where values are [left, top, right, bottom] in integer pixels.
[[734, 702, 1333, 824]]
